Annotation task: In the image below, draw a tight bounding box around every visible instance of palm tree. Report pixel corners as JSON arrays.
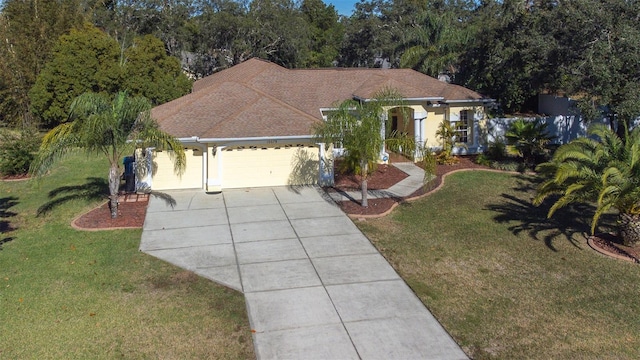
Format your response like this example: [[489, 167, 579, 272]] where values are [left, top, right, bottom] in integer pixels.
[[30, 91, 186, 218], [505, 118, 555, 168], [314, 89, 408, 208], [398, 11, 469, 79], [533, 123, 640, 245]]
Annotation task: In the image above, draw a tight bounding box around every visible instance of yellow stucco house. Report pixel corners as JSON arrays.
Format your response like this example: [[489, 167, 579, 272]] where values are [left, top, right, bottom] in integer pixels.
[[144, 58, 492, 191]]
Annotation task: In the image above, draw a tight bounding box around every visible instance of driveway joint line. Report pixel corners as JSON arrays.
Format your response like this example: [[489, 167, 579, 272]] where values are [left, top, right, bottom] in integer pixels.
[[272, 187, 364, 360], [222, 191, 245, 294]]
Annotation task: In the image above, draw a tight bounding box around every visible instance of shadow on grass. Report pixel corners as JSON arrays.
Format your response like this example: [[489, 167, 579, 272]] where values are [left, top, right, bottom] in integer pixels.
[[37, 177, 109, 216], [486, 175, 616, 251], [1, 196, 18, 249]]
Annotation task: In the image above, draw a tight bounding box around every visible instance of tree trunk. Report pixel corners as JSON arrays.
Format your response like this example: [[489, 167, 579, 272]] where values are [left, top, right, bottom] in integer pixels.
[[108, 165, 121, 219], [361, 160, 368, 208], [618, 212, 640, 246]]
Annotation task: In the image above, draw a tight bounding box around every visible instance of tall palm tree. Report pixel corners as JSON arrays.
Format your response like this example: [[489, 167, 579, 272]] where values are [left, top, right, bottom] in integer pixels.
[[398, 11, 469, 79], [534, 123, 640, 245], [30, 91, 186, 218], [314, 88, 409, 208]]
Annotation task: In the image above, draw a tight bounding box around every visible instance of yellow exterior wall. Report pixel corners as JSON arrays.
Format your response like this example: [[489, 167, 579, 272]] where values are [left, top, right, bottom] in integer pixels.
[[424, 107, 446, 148], [220, 144, 319, 188], [151, 148, 203, 190]]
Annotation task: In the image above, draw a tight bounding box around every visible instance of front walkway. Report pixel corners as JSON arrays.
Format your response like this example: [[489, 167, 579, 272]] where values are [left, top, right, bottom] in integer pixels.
[[327, 162, 426, 202], [140, 184, 466, 359]]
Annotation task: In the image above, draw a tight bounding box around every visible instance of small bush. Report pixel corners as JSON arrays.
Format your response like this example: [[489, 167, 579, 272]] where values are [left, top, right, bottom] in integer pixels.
[[435, 150, 459, 165], [490, 160, 524, 172], [337, 151, 377, 176], [421, 149, 437, 191], [505, 118, 555, 167], [0, 128, 41, 176], [475, 153, 492, 166], [485, 140, 507, 161]]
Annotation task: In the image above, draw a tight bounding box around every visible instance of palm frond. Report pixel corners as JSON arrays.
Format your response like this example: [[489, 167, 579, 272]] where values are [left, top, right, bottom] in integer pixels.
[[29, 123, 79, 177]]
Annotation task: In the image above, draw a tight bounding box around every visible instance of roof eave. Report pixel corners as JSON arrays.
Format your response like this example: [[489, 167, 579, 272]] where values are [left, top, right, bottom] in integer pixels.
[[442, 99, 496, 104], [353, 95, 446, 102], [182, 135, 315, 144]]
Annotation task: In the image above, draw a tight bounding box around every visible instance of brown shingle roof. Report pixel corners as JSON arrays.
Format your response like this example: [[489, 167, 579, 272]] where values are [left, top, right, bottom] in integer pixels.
[[152, 58, 488, 139]]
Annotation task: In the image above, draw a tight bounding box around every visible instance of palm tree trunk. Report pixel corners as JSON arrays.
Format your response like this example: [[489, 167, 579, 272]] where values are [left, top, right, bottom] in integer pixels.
[[618, 213, 640, 246], [361, 160, 368, 208], [108, 165, 120, 219]]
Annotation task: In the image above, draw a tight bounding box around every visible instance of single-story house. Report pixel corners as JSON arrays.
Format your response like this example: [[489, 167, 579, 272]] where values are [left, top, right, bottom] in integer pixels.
[[144, 58, 492, 191]]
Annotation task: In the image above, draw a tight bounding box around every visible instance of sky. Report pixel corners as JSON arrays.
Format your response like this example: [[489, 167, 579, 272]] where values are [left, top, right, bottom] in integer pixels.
[[324, 0, 359, 16]]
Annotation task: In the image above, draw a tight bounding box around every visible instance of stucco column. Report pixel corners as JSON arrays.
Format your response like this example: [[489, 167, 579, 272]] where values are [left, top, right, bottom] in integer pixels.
[[414, 109, 428, 159], [380, 112, 388, 161]]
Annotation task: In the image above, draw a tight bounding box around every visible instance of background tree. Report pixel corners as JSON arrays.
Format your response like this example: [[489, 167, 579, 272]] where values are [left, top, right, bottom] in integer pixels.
[[29, 24, 122, 128], [122, 35, 192, 105], [314, 89, 406, 207], [185, 0, 251, 76], [29, 24, 191, 128], [550, 0, 640, 135], [245, 0, 310, 68], [338, 0, 392, 67], [457, 0, 556, 113], [301, 0, 343, 67], [30, 91, 186, 218], [397, 10, 469, 79], [534, 124, 640, 246], [0, 0, 84, 127]]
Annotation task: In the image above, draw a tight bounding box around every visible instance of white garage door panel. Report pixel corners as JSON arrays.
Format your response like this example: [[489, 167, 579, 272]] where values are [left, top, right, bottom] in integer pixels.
[[152, 149, 203, 190], [223, 145, 319, 188]]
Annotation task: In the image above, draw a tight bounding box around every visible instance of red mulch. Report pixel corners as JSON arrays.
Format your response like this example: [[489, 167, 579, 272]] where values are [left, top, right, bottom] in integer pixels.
[[590, 233, 640, 263], [336, 156, 488, 216], [333, 163, 409, 191], [0, 173, 30, 181], [73, 194, 149, 230]]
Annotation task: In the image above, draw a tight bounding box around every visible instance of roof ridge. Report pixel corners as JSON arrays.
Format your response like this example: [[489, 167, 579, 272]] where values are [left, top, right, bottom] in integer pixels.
[[152, 81, 222, 122], [198, 82, 261, 137], [198, 80, 320, 138], [245, 81, 323, 124], [193, 58, 280, 92]]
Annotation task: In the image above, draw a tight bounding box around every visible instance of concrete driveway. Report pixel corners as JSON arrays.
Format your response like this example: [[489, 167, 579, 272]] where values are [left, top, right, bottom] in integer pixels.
[[140, 186, 467, 360]]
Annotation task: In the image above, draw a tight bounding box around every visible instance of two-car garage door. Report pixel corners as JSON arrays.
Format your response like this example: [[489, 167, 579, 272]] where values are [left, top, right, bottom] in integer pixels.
[[221, 144, 319, 188], [150, 144, 320, 190]]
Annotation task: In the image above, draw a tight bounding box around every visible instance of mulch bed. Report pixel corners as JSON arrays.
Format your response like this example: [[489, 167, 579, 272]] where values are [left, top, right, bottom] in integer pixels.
[[589, 233, 640, 263], [332, 163, 409, 191], [0, 173, 30, 181], [335, 156, 487, 216], [72, 194, 149, 230]]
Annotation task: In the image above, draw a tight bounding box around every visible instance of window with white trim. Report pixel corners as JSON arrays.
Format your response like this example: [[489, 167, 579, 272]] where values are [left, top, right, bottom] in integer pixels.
[[455, 110, 472, 143]]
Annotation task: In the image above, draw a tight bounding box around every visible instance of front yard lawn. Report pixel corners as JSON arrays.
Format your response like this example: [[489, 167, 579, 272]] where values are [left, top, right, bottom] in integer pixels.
[[0, 153, 254, 358], [358, 170, 640, 359]]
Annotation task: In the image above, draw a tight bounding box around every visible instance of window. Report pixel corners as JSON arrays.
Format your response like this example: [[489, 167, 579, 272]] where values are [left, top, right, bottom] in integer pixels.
[[455, 110, 472, 143]]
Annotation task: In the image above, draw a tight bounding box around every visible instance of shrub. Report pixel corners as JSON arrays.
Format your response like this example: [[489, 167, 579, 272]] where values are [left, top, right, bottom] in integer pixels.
[[0, 128, 41, 176], [435, 120, 457, 164], [337, 151, 377, 176], [475, 153, 492, 166], [485, 140, 507, 161], [421, 148, 437, 191], [505, 118, 555, 168]]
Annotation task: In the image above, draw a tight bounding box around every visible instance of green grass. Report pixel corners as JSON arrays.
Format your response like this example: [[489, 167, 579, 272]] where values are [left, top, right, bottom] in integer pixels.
[[358, 170, 640, 359], [0, 153, 254, 359]]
